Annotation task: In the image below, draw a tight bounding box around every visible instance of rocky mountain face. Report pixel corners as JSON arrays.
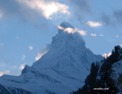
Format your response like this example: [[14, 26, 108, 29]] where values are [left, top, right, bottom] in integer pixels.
[[0, 84, 31, 94], [73, 45, 122, 94], [0, 22, 102, 94]]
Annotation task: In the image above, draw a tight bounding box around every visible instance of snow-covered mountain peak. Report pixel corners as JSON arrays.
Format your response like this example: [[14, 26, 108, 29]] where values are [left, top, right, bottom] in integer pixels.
[[51, 31, 85, 51], [31, 22, 102, 71], [58, 22, 75, 34], [32, 22, 102, 69], [0, 22, 103, 94], [51, 22, 85, 51]]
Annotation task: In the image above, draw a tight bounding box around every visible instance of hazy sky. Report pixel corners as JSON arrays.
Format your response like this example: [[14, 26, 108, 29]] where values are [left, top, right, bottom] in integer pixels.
[[0, 0, 122, 76]]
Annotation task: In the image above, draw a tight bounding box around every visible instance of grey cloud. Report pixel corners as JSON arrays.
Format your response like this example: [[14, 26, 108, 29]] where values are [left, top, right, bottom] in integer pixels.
[[0, 0, 91, 20], [101, 14, 116, 26], [0, 0, 21, 17], [113, 10, 122, 23], [101, 10, 122, 27], [62, 0, 91, 24], [0, 0, 54, 30], [0, 0, 92, 29], [71, 0, 91, 20], [101, 14, 112, 25], [0, 0, 46, 21], [72, 0, 90, 12]]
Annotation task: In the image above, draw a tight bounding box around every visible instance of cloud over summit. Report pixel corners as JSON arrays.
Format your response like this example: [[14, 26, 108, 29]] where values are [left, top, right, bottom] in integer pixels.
[[113, 10, 122, 23], [18, 0, 70, 19]]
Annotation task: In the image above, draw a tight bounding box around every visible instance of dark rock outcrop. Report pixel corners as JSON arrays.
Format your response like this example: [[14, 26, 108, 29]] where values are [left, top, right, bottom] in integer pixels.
[[73, 45, 122, 94]]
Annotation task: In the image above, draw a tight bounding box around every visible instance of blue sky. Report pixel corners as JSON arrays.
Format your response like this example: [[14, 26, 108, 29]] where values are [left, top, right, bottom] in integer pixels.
[[0, 0, 122, 76]]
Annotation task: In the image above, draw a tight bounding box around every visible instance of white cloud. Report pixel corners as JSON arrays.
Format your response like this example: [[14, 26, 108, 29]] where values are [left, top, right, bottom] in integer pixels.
[[19, 64, 25, 70], [64, 27, 75, 33], [103, 52, 111, 58], [18, 0, 70, 19], [35, 49, 48, 61], [28, 45, 33, 51], [90, 33, 97, 37], [86, 21, 103, 27], [0, 70, 10, 76], [57, 26, 86, 36], [78, 30, 87, 36], [58, 25, 75, 33]]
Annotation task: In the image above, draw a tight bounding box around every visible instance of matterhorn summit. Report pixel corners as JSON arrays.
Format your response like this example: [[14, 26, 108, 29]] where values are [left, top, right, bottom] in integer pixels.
[[0, 22, 102, 94], [59, 22, 74, 29]]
